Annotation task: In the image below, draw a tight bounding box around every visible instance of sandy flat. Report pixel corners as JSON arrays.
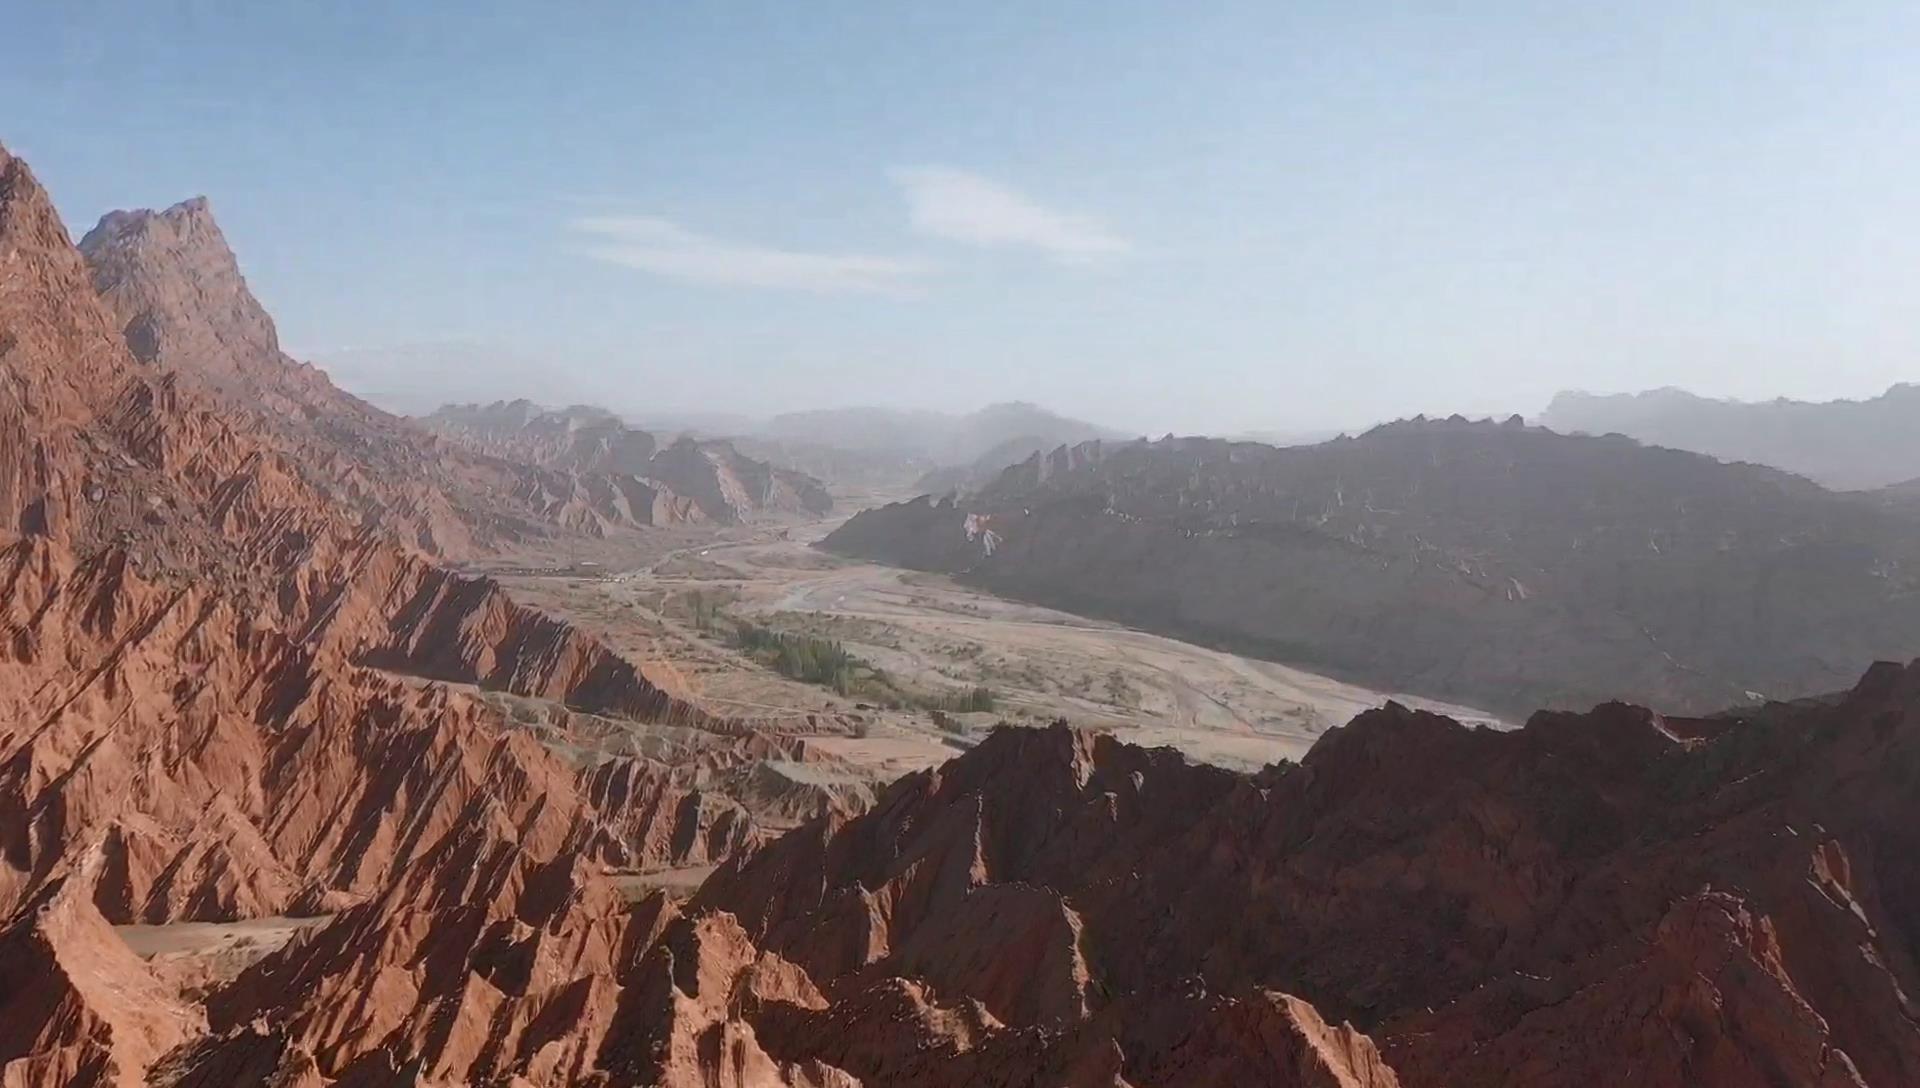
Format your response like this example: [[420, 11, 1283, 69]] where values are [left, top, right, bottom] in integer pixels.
[[613, 865, 718, 902], [115, 915, 329, 958]]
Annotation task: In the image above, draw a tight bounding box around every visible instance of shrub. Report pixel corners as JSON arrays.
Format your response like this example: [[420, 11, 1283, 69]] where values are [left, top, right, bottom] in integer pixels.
[[726, 618, 995, 714], [729, 620, 864, 689]]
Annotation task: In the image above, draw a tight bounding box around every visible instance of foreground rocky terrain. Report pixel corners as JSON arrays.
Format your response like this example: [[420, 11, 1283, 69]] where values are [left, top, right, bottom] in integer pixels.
[[684, 667, 1920, 1087], [6, 138, 1919, 1087], [827, 423, 1920, 716]]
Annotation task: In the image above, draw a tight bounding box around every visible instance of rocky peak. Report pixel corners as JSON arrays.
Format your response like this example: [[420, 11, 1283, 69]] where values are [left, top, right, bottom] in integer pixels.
[[77, 195, 280, 375], [0, 144, 128, 387]]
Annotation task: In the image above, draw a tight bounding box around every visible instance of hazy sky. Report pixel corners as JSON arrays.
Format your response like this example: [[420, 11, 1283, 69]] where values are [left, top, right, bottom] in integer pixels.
[[7, 3, 1920, 434]]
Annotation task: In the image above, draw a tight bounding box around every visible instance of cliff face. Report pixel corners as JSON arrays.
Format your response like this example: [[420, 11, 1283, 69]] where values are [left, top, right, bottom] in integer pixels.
[[827, 424, 1920, 716], [80, 199, 284, 384], [76, 197, 489, 557]]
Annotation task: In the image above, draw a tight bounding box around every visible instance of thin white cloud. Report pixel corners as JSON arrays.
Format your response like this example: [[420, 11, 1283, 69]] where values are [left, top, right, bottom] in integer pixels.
[[891, 166, 1130, 263], [570, 216, 927, 295]]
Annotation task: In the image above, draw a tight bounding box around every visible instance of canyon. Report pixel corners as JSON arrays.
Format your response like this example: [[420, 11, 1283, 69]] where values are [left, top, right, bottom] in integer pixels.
[[3, 137, 1918, 1088]]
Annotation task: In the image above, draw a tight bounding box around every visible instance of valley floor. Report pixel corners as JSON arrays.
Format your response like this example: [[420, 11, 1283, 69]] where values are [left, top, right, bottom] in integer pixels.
[[495, 502, 1503, 774]]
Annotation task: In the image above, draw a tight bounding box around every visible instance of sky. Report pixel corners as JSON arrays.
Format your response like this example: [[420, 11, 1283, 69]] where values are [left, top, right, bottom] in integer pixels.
[[6, 2, 1920, 435]]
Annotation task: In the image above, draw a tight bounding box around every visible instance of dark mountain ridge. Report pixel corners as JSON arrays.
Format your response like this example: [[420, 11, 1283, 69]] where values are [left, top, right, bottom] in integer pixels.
[[826, 416, 1920, 715]]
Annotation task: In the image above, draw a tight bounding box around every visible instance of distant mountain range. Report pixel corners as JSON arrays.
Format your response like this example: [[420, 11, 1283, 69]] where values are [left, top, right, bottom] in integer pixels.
[[727, 402, 1132, 490], [1541, 384, 1920, 490], [761, 401, 1130, 467], [303, 360, 1128, 491], [420, 400, 832, 524]]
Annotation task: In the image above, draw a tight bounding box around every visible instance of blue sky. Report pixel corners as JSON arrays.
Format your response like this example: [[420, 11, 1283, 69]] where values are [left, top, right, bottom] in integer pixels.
[[7, 3, 1920, 433]]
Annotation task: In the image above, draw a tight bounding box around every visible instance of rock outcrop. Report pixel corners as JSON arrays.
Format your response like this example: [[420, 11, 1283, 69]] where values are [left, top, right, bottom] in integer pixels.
[[827, 423, 1920, 715], [647, 434, 834, 524], [417, 401, 658, 475], [581, 756, 762, 869]]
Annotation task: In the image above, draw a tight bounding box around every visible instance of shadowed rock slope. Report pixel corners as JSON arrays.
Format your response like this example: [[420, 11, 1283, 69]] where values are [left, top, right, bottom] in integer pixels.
[[0, 141, 772, 1085], [827, 423, 1920, 716]]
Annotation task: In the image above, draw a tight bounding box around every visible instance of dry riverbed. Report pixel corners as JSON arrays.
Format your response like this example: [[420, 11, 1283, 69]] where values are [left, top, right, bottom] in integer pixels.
[[499, 511, 1501, 773]]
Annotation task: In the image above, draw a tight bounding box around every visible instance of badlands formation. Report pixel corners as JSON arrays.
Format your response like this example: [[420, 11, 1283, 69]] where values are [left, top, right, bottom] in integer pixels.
[[1, 140, 1918, 1087]]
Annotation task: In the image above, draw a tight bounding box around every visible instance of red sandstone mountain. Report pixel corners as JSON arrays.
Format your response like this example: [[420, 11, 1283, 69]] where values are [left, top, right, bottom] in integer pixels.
[[0, 140, 774, 1082], [76, 198, 713, 550], [425, 400, 834, 525]]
